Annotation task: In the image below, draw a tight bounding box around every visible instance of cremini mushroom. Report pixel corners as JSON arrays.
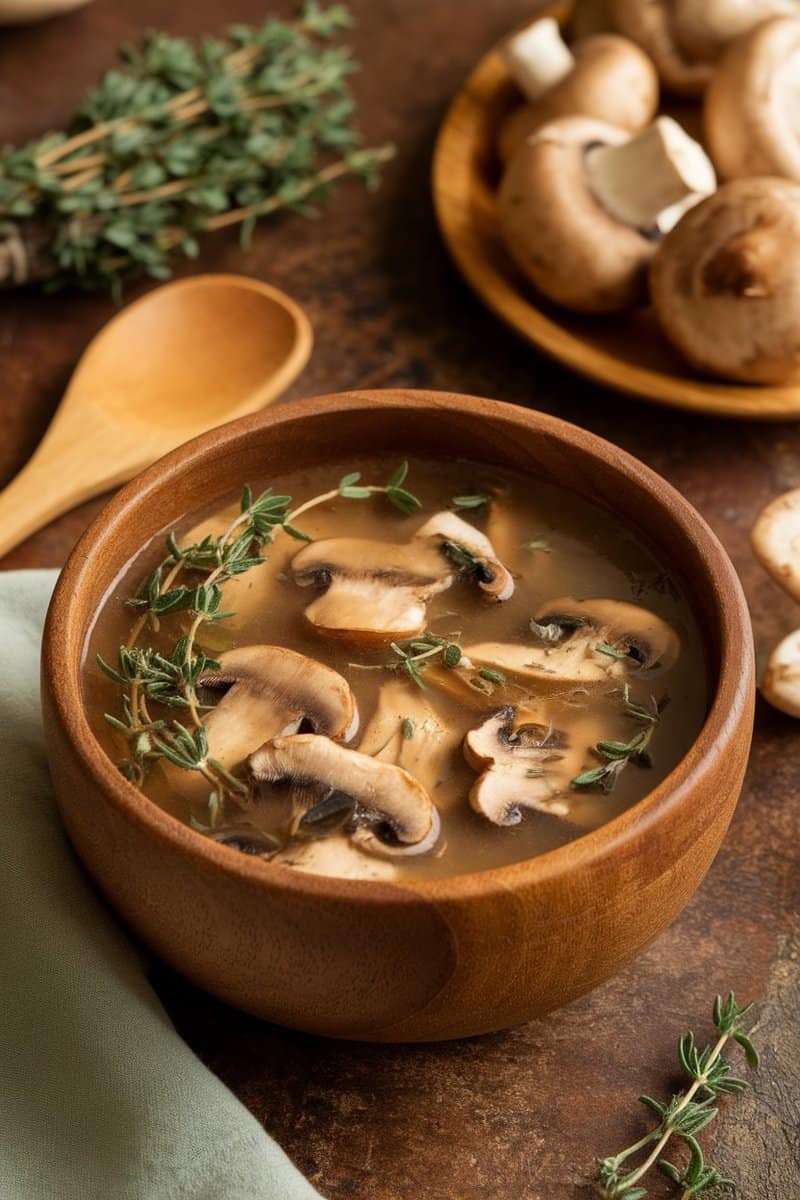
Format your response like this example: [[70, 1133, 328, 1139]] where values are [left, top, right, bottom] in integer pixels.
[[289, 510, 513, 642], [752, 486, 800, 601], [649, 177, 800, 383], [498, 114, 716, 313], [197, 645, 358, 770], [358, 678, 461, 795], [498, 17, 658, 163], [610, 0, 796, 96], [704, 17, 800, 182], [248, 734, 440, 858], [462, 700, 606, 825], [761, 629, 800, 717]]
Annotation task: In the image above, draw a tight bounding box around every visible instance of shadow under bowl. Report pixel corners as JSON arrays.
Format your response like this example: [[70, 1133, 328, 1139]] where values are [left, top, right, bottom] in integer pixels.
[[41, 389, 755, 1041]]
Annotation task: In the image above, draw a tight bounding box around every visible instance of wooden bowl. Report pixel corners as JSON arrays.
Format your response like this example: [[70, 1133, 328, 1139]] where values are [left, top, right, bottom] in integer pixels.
[[432, 3, 800, 419], [42, 389, 755, 1041]]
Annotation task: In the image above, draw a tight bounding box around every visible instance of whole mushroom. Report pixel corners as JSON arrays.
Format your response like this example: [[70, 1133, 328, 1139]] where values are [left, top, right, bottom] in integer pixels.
[[498, 114, 716, 313], [610, 0, 796, 96], [650, 177, 800, 383], [497, 16, 658, 163], [704, 17, 800, 182]]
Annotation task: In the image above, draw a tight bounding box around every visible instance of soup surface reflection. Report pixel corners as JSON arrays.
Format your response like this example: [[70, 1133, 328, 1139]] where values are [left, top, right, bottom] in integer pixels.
[[85, 456, 709, 881]]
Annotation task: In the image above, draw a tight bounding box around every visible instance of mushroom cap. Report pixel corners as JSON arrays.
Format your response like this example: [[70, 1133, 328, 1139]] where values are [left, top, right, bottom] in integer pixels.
[[197, 644, 359, 769], [751, 486, 800, 602], [649, 177, 800, 384], [674, 0, 797, 62], [498, 34, 659, 164], [498, 115, 658, 314], [704, 16, 800, 183], [761, 627, 800, 717], [248, 734, 437, 853], [416, 510, 515, 601]]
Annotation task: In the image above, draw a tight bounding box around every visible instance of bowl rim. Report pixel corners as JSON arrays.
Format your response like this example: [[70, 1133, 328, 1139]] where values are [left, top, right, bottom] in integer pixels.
[[44, 388, 754, 905]]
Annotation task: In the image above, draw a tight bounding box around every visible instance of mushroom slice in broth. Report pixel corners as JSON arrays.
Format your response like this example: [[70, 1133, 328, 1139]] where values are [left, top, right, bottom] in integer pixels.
[[464, 705, 614, 827], [248, 734, 440, 859], [197, 645, 359, 772], [358, 678, 461, 796], [289, 511, 513, 642]]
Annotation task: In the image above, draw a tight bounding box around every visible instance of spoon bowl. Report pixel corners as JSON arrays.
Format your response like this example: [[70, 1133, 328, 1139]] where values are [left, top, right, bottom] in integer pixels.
[[0, 273, 312, 558]]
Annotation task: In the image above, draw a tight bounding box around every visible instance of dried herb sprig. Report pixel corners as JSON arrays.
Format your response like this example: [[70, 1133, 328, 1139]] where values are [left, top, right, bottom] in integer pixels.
[[0, 3, 392, 294], [99, 462, 418, 817], [571, 690, 661, 792], [350, 634, 462, 689], [595, 992, 758, 1199]]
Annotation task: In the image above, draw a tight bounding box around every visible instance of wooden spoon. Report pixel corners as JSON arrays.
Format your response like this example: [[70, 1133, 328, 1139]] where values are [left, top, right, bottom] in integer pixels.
[[0, 273, 313, 559]]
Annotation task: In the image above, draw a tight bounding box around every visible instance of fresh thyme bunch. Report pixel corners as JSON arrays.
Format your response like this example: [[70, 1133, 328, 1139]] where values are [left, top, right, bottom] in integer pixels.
[[0, 2, 392, 295], [595, 992, 759, 1199]]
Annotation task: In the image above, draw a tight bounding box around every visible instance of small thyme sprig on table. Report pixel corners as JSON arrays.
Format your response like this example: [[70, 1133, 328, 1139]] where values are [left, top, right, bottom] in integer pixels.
[[571, 690, 661, 792], [98, 461, 420, 820], [595, 992, 759, 1200]]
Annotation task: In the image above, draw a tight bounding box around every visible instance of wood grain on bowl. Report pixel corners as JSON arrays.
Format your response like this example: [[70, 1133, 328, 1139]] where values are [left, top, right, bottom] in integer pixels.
[[41, 390, 755, 1041], [432, 1, 800, 419]]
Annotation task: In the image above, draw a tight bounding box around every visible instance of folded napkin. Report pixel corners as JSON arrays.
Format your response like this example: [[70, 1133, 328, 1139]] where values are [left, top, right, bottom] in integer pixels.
[[0, 570, 323, 1200]]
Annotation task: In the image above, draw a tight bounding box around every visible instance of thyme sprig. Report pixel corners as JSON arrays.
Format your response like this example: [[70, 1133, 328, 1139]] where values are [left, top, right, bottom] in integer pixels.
[[595, 993, 758, 1199], [350, 633, 462, 689], [99, 462, 419, 818], [0, 4, 393, 294], [571, 690, 660, 792]]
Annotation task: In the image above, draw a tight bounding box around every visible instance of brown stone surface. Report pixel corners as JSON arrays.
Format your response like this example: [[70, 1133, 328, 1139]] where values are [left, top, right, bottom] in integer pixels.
[[1, 1, 798, 1196]]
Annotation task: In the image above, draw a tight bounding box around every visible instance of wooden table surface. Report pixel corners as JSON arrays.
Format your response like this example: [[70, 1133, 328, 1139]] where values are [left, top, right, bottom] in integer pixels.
[[2, 2, 798, 1197]]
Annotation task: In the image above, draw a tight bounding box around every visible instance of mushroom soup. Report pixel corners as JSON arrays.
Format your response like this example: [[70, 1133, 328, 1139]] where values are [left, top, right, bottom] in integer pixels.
[[85, 456, 709, 881]]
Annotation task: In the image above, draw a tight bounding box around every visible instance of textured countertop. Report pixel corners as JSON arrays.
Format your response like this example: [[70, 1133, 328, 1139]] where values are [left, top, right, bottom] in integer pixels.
[[1, 1, 797, 1196]]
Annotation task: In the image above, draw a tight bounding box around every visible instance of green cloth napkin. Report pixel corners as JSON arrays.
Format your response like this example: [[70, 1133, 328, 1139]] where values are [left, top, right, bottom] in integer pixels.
[[0, 570, 323, 1200]]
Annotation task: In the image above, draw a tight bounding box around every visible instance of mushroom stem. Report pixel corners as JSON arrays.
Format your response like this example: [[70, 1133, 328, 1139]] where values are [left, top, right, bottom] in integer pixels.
[[502, 17, 576, 101], [585, 116, 716, 232]]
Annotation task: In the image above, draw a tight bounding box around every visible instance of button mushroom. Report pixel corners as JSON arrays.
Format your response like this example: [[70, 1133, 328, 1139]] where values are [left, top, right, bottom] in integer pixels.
[[704, 16, 800, 183], [498, 115, 716, 313], [289, 510, 513, 642], [610, 0, 795, 96], [248, 734, 441, 859], [197, 645, 359, 771], [760, 629, 800, 717], [498, 17, 658, 163], [649, 177, 800, 383]]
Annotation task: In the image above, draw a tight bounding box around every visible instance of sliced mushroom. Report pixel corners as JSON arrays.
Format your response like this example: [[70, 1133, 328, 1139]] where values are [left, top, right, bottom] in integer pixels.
[[498, 21, 658, 163], [752, 487, 800, 602], [289, 511, 513, 642], [358, 678, 462, 795], [761, 628, 800, 717], [610, 0, 795, 96], [498, 115, 716, 314], [197, 645, 358, 770], [650, 177, 800, 383], [268, 835, 401, 881], [460, 597, 679, 693], [463, 704, 615, 827], [705, 17, 800, 182], [248, 734, 440, 858]]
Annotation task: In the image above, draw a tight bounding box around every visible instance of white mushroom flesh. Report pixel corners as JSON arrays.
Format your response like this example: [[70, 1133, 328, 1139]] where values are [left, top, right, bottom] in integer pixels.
[[358, 678, 462, 796], [585, 116, 716, 233], [501, 16, 576, 101]]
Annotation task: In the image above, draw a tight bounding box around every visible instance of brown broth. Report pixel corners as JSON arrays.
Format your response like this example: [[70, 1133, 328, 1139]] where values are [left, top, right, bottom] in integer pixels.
[[84, 456, 709, 881]]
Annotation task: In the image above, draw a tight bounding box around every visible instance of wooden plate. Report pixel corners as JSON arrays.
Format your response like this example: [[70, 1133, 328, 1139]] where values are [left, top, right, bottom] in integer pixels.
[[432, 2, 800, 420]]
